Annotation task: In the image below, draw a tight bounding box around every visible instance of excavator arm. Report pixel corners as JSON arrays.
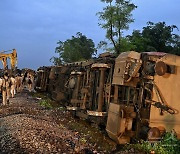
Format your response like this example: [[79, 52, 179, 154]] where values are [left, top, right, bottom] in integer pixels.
[[0, 49, 17, 70]]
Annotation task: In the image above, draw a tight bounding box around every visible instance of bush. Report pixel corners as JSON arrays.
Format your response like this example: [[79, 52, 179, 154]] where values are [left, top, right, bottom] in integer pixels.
[[129, 132, 180, 154], [39, 99, 53, 109]]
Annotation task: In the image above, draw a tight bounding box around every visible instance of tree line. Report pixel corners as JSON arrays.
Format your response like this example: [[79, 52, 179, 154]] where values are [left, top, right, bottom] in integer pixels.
[[51, 0, 180, 64]]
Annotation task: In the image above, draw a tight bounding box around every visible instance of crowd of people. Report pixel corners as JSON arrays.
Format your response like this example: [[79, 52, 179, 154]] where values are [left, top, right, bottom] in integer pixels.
[[0, 71, 35, 105]]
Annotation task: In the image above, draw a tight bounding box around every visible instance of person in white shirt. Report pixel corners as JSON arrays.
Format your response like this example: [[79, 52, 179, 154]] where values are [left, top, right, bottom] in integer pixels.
[[10, 75, 16, 98], [15, 74, 22, 93]]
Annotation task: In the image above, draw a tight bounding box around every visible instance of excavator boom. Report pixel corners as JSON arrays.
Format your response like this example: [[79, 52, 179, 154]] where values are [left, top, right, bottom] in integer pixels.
[[0, 49, 17, 70]]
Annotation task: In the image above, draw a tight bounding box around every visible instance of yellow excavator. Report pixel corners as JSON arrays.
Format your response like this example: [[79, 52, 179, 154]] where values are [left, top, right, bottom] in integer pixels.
[[0, 49, 17, 70]]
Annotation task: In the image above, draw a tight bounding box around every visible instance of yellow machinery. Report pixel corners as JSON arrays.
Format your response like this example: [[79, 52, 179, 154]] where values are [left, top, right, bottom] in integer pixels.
[[0, 49, 17, 70]]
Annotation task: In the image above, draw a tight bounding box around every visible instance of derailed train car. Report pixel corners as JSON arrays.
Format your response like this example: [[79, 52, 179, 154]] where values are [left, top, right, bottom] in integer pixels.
[[36, 62, 86, 103], [66, 52, 115, 123], [35, 51, 180, 144], [106, 51, 180, 144], [36, 66, 52, 91]]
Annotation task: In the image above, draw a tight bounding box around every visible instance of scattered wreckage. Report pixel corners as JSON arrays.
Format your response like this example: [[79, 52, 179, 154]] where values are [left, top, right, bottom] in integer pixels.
[[35, 51, 180, 144]]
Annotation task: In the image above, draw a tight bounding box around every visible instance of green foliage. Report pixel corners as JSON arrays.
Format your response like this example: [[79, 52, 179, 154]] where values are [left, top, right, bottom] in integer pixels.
[[50, 56, 62, 66], [97, 0, 137, 54], [128, 22, 180, 54], [51, 32, 96, 64], [129, 132, 180, 154], [39, 99, 53, 109], [119, 37, 135, 53], [127, 30, 149, 52], [142, 22, 179, 53]]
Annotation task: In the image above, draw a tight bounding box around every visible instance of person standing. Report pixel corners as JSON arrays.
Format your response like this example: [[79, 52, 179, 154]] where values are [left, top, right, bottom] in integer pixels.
[[10, 75, 16, 98], [22, 72, 27, 89], [2, 72, 11, 105], [0, 74, 3, 97], [19, 74, 23, 92], [15, 74, 22, 93], [27, 75, 33, 92]]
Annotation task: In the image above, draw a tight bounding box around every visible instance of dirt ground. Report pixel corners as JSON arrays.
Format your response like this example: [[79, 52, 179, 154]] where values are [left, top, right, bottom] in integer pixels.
[[0, 91, 115, 154], [0, 91, 142, 154]]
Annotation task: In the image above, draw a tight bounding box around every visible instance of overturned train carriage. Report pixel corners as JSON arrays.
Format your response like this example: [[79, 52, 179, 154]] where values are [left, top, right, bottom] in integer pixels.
[[36, 66, 52, 91], [67, 53, 115, 122], [107, 51, 180, 144], [35, 51, 180, 144], [48, 65, 76, 102]]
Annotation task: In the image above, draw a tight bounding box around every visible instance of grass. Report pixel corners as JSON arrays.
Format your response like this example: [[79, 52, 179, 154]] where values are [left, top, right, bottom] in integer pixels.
[[127, 132, 180, 154], [31, 92, 60, 109], [39, 99, 53, 109], [65, 118, 117, 152]]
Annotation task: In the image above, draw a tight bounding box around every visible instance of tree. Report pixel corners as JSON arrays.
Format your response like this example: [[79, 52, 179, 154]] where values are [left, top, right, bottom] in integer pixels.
[[51, 32, 97, 64], [171, 34, 180, 55], [127, 22, 180, 55], [127, 30, 149, 52], [50, 56, 62, 66], [97, 0, 137, 54], [142, 22, 179, 53]]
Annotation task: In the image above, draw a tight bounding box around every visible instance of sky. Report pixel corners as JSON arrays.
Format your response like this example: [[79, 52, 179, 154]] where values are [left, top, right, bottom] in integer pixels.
[[0, 0, 179, 70]]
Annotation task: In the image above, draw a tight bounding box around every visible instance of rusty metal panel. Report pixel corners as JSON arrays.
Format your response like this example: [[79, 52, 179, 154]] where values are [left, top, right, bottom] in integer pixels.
[[49, 67, 56, 80], [91, 63, 110, 69], [71, 99, 83, 104], [70, 71, 83, 75], [106, 103, 121, 136], [119, 51, 141, 60], [60, 66, 70, 74], [106, 103, 134, 144], [112, 60, 127, 85], [36, 66, 51, 92], [52, 91, 66, 101], [99, 52, 115, 58], [150, 53, 180, 138], [112, 51, 141, 86], [87, 110, 107, 116]]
